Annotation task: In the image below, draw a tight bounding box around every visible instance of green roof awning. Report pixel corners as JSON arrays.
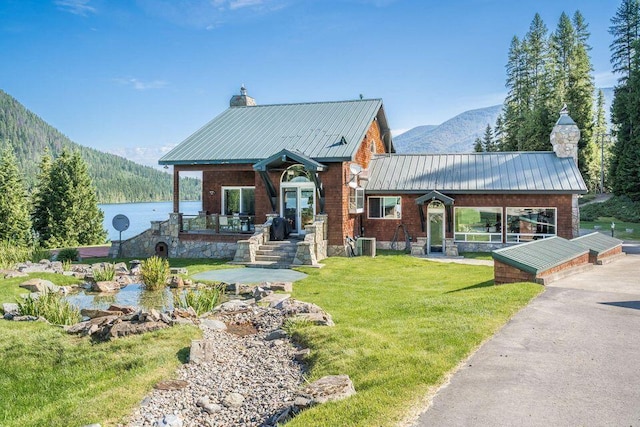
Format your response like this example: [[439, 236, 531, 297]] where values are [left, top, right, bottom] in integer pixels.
[[416, 190, 454, 205], [253, 149, 327, 172]]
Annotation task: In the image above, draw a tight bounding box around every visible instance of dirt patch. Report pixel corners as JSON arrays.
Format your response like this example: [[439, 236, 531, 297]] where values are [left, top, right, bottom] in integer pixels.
[[225, 321, 258, 336]]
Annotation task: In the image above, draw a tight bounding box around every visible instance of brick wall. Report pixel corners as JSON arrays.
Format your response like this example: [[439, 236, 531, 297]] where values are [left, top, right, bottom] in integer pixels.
[[362, 192, 575, 245], [494, 260, 536, 284], [354, 120, 387, 168], [202, 166, 255, 214]]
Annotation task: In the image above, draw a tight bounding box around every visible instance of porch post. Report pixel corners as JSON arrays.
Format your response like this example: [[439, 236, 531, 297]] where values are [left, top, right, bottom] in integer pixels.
[[173, 168, 180, 213]]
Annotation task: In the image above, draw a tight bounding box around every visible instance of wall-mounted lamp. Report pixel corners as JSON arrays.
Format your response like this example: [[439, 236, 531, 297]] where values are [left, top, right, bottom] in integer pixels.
[[209, 190, 216, 196], [163, 165, 169, 170]]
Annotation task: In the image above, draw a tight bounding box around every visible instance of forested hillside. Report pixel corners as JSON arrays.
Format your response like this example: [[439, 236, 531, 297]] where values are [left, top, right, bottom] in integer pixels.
[[0, 90, 200, 203]]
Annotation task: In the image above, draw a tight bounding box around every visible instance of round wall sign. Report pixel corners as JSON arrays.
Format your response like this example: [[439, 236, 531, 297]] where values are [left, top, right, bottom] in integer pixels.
[[112, 214, 130, 232]]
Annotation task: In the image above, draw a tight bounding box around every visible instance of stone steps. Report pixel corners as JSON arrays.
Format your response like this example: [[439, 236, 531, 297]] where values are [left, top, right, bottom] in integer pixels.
[[253, 240, 299, 268]]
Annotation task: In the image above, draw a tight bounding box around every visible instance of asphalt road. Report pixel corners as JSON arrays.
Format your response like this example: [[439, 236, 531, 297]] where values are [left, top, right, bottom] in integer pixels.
[[413, 245, 640, 427]]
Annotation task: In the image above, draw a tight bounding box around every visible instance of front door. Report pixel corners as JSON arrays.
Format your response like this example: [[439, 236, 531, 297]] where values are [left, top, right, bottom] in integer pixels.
[[427, 201, 445, 253], [282, 185, 315, 234]]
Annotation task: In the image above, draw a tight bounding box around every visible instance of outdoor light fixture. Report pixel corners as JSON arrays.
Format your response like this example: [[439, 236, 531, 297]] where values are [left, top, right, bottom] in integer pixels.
[[163, 165, 169, 169], [209, 190, 216, 196]]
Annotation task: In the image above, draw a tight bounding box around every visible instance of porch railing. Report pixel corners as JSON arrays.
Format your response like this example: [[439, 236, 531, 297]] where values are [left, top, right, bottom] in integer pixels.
[[181, 214, 255, 234]]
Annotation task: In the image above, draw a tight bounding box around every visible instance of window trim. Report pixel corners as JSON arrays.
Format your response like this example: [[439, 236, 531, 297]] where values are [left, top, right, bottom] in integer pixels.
[[221, 186, 255, 215], [453, 206, 503, 243], [506, 207, 557, 243], [349, 187, 365, 214], [367, 196, 402, 220]]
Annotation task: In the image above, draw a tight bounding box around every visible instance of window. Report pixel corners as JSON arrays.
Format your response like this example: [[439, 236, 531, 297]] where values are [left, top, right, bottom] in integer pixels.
[[506, 208, 556, 242], [222, 187, 255, 215], [454, 207, 502, 242], [368, 196, 401, 219], [349, 187, 365, 214], [370, 140, 376, 154]]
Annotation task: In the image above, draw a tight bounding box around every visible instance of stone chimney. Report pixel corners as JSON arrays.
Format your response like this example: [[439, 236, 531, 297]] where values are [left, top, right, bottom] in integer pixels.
[[550, 105, 581, 238], [550, 104, 580, 165], [229, 85, 256, 107]]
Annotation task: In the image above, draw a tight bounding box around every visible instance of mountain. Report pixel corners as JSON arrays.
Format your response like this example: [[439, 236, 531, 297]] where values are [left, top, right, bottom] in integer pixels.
[[394, 87, 614, 154], [394, 105, 502, 153], [0, 90, 201, 203]]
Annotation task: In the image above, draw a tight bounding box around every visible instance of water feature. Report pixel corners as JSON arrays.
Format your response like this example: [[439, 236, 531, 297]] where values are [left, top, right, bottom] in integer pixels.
[[65, 283, 182, 312], [99, 200, 202, 242]]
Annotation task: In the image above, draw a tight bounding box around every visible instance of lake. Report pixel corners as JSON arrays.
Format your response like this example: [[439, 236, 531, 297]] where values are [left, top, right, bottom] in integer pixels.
[[99, 200, 202, 241]]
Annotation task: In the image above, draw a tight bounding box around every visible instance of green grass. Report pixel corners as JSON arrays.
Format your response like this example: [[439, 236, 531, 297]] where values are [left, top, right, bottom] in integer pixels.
[[0, 254, 542, 427], [288, 253, 542, 426], [459, 251, 494, 260], [0, 273, 82, 302], [581, 217, 640, 241]]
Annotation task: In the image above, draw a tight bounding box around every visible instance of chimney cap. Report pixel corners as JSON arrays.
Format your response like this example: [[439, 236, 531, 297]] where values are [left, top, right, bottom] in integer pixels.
[[556, 104, 577, 126], [240, 85, 247, 96]]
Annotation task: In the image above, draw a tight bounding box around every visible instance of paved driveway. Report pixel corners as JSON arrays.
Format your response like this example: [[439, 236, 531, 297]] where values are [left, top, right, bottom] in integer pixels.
[[413, 244, 640, 427]]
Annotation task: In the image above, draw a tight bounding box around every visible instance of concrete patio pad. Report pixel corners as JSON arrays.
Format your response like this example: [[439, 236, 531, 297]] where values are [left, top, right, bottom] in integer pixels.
[[192, 267, 307, 284], [412, 246, 640, 427]]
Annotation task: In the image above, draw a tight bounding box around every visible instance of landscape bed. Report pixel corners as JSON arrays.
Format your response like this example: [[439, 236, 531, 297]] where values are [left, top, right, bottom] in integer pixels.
[[0, 253, 542, 426]]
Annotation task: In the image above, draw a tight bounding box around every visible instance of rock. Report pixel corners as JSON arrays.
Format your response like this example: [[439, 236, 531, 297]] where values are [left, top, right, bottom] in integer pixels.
[[293, 396, 312, 408], [115, 275, 134, 286], [154, 414, 183, 427], [80, 308, 124, 319], [159, 312, 173, 325], [168, 275, 184, 288], [173, 307, 198, 319], [19, 278, 59, 293], [216, 300, 251, 312], [169, 267, 187, 275], [293, 312, 335, 327], [259, 293, 291, 308], [108, 320, 168, 339], [91, 281, 119, 292], [183, 278, 193, 287], [154, 380, 188, 390], [12, 315, 39, 322], [294, 348, 311, 361], [252, 286, 272, 300], [189, 339, 216, 364], [203, 402, 221, 414], [140, 309, 161, 322], [298, 375, 356, 406], [234, 283, 255, 295], [222, 392, 245, 408], [107, 304, 137, 315], [113, 262, 128, 274], [269, 281, 293, 292], [200, 319, 227, 331], [2, 303, 19, 316], [3, 270, 28, 279], [265, 329, 288, 341]]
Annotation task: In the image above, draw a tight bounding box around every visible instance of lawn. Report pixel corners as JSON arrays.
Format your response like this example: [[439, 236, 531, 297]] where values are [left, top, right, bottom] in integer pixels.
[[580, 217, 640, 241], [0, 253, 542, 426]]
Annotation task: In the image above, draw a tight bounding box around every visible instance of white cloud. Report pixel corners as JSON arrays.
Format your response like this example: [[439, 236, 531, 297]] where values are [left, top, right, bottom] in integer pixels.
[[229, 0, 264, 10], [108, 144, 176, 169], [54, 0, 96, 16], [113, 77, 169, 90]]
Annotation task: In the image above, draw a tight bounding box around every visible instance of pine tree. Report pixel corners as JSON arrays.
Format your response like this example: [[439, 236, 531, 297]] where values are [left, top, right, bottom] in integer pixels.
[[37, 149, 107, 247], [473, 137, 484, 152], [482, 124, 497, 151], [609, 0, 640, 83], [32, 149, 53, 243], [0, 143, 32, 244], [609, 0, 640, 200]]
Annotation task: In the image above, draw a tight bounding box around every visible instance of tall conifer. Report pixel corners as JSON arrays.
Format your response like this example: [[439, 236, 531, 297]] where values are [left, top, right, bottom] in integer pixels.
[[0, 144, 32, 244]]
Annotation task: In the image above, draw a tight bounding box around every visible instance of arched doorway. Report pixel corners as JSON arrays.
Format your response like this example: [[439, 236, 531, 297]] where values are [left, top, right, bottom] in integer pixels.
[[427, 200, 445, 253], [281, 164, 316, 235]]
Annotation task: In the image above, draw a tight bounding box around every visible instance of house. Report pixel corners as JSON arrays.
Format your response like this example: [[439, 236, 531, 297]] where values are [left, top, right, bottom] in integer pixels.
[[111, 88, 587, 265]]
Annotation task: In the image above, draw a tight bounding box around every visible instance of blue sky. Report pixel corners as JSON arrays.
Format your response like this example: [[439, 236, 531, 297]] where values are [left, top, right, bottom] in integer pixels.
[[0, 0, 620, 167]]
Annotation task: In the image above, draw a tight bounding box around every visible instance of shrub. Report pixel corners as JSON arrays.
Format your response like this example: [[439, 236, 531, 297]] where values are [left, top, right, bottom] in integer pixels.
[[0, 241, 32, 269], [30, 246, 52, 263], [93, 263, 116, 282], [56, 248, 79, 263], [17, 291, 81, 325], [177, 285, 225, 316], [141, 256, 170, 290], [580, 196, 640, 222]]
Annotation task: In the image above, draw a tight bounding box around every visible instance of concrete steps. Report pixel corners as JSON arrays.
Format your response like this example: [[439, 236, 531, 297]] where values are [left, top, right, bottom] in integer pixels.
[[248, 239, 300, 269]]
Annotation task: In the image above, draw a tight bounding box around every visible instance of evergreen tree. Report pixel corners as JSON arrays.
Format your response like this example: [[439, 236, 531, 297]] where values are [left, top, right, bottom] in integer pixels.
[[610, 0, 640, 200], [592, 90, 612, 192], [473, 137, 484, 152], [609, 0, 640, 83], [493, 114, 506, 150], [32, 149, 53, 243], [0, 143, 32, 244], [37, 149, 107, 247], [482, 124, 497, 151]]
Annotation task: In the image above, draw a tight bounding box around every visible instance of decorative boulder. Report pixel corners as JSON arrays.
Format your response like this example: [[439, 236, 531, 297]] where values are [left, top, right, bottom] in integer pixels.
[[297, 375, 356, 407], [80, 308, 124, 319], [91, 281, 119, 292], [19, 278, 59, 293], [168, 275, 184, 288]]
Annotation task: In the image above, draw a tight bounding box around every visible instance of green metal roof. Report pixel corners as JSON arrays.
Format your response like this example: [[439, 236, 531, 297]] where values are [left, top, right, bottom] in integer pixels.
[[492, 237, 588, 275], [572, 232, 622, 255], [366, 152, 587, 194], [159, 99, 388, 165]]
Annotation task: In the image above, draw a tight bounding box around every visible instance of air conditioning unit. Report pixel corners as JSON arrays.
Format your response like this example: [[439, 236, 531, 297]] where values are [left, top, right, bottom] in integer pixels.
[[356, 237, 376, 257]]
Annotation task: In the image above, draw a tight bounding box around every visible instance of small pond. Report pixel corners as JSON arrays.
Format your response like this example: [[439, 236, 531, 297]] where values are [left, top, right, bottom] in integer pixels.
[[65, 284, 187, 312]]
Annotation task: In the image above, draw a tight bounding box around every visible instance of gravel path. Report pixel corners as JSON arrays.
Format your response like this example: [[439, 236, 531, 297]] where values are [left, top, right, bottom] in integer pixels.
[[127, 308, 306, 427]]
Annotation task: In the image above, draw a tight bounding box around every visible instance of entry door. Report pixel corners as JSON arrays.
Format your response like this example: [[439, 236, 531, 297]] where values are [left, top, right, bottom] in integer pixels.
[[428, 212, 444, 253], [282, 186, 315, 234]]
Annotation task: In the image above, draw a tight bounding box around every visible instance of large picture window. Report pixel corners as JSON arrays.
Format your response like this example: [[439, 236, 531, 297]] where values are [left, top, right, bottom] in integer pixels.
[[454, 207, 502, 242], [506, 207, 556, 242], [368, 196, 401, 219], [222, 187, 255, 215]]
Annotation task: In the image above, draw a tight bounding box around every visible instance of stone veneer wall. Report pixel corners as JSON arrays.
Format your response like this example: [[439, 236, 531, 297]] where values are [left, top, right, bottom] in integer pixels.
[[110, 213, 237, 259]]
